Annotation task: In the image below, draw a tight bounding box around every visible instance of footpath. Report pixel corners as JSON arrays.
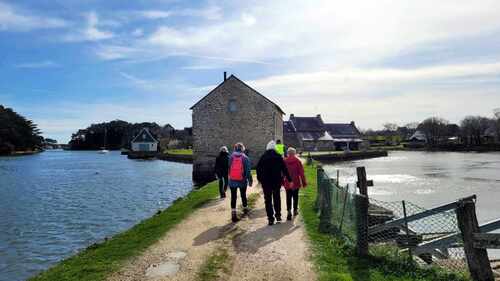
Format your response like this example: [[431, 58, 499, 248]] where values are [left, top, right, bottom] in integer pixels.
[[107, 182, 316, 281]]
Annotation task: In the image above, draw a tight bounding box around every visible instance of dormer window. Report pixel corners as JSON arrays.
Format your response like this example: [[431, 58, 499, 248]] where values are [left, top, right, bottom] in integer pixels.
[[228, 99, 237, 112], [142, 134, 146, 140]]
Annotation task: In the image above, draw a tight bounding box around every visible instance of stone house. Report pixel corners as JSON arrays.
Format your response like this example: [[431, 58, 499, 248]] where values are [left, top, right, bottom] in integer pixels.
[[284, 114, 362, 151], [190, 73, 284, 183]]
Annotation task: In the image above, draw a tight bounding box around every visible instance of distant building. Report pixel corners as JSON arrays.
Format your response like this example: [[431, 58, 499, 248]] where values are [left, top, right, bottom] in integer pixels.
[[409, 130, 427, 143], [131, 128, 158, 152], [190, 73, 284, 183], [284, 114, 362, 151]]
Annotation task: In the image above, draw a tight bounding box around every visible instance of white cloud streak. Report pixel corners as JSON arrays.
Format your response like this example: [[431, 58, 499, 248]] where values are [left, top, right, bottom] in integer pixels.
[[14, 60, 60, 68], [63, 11, 113, 42], [0, 1, 67, 32]]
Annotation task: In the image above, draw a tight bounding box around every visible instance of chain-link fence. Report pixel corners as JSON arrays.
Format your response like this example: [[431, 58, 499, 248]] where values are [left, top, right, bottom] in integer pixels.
[[316, 166, 470, 276]]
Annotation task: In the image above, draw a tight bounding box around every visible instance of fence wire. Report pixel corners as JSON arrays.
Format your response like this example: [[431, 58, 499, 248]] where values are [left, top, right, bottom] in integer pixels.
[[317, 167, 469, 275]]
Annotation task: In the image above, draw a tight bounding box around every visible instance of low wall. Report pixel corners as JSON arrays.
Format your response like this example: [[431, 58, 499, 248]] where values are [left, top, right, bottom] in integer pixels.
[[127, 151, 158, 159], [310, 150, 388, 163]]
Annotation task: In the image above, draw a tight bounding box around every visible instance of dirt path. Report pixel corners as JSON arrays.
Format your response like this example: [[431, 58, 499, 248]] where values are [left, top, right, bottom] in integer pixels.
[[107, 183, 316, 281]]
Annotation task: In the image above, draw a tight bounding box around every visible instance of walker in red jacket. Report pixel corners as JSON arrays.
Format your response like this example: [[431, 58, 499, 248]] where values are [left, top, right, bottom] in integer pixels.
[[283, 147, 307, 220]]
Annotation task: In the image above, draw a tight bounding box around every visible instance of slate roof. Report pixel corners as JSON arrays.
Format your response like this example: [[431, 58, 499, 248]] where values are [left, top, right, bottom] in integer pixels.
[[132, 128, 158, 143], [324, 123, 360, 138], [289, 115, 325, 132], [189, 74, 285, 115]]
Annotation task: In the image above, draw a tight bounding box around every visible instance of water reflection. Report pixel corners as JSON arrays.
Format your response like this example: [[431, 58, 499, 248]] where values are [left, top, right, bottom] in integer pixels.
[[0, 151, 193, 281]]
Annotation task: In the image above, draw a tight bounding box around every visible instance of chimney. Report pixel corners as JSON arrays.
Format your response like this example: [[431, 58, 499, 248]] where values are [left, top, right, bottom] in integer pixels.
[[350, 121, 355, 126], [290, 113, 294, 119], [224, 72, 227, 81], [316, 114, 321, 119]]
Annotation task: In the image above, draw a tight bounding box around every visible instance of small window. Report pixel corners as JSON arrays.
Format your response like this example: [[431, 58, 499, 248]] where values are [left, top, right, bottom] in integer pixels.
[[142, 134, 146, 140], [228, 100, 237, 112]]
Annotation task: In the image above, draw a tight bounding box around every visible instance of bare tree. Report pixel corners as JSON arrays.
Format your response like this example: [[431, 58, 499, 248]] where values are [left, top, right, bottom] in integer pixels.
[[383, 123, 398, 132], [460, 116, 493, 146], [418, 117, 449, 146]]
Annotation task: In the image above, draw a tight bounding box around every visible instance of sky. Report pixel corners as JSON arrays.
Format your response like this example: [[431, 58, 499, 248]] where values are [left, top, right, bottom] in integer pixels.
[[1, 0, 500, 143]]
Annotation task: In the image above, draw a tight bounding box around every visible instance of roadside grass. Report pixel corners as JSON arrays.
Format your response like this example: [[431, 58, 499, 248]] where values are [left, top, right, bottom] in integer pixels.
[[164, 149, 193, 155], [196, 247, 231, 281], [300, 164, 470, 281], [29, 180, 219, 281]]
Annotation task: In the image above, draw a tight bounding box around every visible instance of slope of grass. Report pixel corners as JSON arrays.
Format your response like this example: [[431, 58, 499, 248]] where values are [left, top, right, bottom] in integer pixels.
[[300, 164, 470, 281], [29, 180, 219, 281], [164, 149, 193, 155]]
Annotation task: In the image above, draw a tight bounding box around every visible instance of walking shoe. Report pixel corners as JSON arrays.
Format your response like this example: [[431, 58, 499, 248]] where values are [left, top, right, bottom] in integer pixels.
[[293, 209, 299, 216], [243, 207, 250, 215], [268, 220, 274, 226], [276, 216, 282, 223], [287, 213, 292, 221], [231, 211, 239, 223], [221, 193, 226, 199]]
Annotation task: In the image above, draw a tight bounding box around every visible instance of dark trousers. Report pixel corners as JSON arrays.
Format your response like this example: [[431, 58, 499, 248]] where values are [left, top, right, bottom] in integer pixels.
[[286, 189, 299, 212], [230, 186, 247, 209], [263, 185, 281, 221], [218, 174, 228, 197]]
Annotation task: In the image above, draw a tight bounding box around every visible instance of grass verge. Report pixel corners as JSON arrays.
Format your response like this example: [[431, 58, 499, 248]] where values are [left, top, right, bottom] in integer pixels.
[[196, 247, 231, 281], [300, 164, 470, 281], [29, 180, 219, 281], [164, 149, 193, 155]]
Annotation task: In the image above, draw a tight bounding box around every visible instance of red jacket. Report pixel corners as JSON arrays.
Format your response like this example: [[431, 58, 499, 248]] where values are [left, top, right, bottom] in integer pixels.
[[283, 155, 307, 190]]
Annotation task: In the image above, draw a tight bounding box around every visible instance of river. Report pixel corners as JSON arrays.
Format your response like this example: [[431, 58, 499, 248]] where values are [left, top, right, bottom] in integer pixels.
[[0, 150, 193, 281], [324, 151, 500, 223]]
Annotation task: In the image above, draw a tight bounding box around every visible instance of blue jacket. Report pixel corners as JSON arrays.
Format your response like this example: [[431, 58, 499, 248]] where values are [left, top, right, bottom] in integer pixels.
[[228, 151, 253, 188]]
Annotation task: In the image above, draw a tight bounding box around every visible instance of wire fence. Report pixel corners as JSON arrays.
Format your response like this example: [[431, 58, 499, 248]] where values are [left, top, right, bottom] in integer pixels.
[[316, 166, 470, 276]]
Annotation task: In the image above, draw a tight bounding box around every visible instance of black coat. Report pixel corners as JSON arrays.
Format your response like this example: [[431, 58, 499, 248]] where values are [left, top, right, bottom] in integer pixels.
[[256, 149, 292, 188], [215, 151, 230, 176]]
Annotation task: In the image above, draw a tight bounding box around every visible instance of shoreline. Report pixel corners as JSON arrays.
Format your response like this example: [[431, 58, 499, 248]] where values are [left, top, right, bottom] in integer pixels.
[[28, 181, 220, 281]]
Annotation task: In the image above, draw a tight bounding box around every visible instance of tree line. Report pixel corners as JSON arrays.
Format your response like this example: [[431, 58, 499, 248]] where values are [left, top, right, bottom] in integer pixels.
[[0, 105, 43, 155], [68, 120, 191, 150], [366, 112, 500, 147]]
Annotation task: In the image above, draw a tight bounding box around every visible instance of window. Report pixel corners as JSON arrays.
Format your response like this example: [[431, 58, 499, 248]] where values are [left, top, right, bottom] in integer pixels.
[[228, 99, 237, 112]]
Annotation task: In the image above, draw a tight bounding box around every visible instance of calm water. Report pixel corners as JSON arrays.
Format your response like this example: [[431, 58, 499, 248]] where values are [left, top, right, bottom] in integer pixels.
[[324, 151, 500, 223], [0, 150, 193, 281]]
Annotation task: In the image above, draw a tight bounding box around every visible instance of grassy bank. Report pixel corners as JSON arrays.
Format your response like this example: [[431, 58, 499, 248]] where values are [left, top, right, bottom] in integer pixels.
[[300, 164, 469, 281], [164, 149, 193, 155], [29, 180, 219, 281]]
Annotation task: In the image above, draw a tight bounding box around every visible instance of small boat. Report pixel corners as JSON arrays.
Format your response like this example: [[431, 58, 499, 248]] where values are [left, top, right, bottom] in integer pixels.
[[98, 148, 109, 154]]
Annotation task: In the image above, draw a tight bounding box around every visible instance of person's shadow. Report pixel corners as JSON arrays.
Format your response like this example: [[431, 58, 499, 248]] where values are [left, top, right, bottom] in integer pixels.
[[233, 222, 299, 253], [192, 222, 237, 246]]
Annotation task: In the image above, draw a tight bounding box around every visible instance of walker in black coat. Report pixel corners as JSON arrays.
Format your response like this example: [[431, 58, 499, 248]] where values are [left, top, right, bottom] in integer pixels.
[[256, 149, 292, 224]]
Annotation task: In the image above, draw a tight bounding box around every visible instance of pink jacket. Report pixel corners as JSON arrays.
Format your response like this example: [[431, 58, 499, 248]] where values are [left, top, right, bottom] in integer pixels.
[[283, 155, 307, 190]]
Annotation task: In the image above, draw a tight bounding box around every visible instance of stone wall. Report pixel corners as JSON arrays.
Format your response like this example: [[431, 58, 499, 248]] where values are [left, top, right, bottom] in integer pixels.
[[191, 76, 283, 183]]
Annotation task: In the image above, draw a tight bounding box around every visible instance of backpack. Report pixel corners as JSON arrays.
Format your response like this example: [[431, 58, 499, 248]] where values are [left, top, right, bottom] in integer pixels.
[[229, 155, 244, 181]]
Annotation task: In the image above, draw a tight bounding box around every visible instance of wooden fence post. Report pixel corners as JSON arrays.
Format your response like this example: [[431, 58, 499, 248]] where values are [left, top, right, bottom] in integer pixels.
[[356, 166, 369, 257], [456, 198, 494, 281]]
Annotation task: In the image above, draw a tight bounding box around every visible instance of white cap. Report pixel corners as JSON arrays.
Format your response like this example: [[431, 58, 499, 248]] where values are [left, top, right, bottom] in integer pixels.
[[266, 140, 276, 151]]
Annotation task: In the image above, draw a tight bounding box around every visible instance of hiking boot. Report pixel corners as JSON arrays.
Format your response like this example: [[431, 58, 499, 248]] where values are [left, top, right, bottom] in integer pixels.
[[231, 211, 239, 223], [293, 209, 299, 216], [268, 219, 274, 226], [287, 212, 292, 221], [243, 207, 250, 215], [221, 193, 226, 199]]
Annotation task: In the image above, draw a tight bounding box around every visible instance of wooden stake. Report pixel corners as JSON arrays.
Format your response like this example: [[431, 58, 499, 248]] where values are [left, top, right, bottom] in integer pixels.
[[456, 199, 494, 281]]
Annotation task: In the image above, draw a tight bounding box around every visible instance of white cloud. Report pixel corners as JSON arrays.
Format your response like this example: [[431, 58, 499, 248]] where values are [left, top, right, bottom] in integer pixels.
[[14, 60, 60, 68], [138, 10, 172, 20], [63, 11, 113, 42], [138, 0, 500, 67], [0, 1, 67, 32]]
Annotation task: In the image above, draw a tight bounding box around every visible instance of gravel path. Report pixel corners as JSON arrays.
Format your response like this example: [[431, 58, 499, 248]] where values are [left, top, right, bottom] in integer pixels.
[[107, 183, 316, 281]]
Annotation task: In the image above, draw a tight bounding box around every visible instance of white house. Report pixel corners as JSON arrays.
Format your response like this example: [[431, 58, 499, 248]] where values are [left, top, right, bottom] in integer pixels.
[[131, 128, 158, 152]]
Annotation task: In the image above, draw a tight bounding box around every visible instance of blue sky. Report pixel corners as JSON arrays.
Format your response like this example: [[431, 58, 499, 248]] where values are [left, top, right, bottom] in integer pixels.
[[1, 0, 500, 142]]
